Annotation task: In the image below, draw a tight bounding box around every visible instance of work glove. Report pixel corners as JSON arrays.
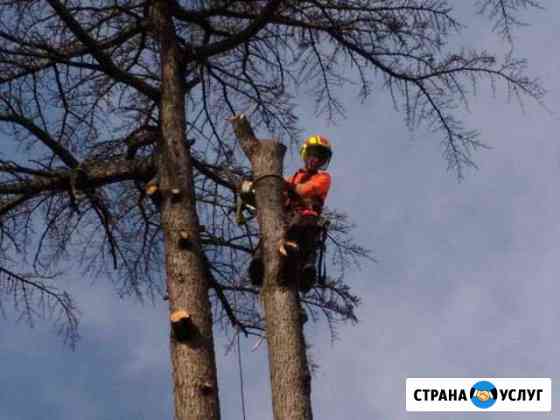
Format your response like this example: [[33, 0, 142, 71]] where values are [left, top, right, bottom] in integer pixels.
[[238, 179, 256, 209], [239, 179, 254, 196], [285, 182, 298, 199]]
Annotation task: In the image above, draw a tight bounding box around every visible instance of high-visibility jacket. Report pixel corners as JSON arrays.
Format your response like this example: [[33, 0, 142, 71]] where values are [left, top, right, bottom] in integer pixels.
[[286, 169, 331, 217]]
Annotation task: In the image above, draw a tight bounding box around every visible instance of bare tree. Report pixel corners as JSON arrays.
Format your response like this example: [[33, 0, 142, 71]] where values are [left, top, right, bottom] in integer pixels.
[[0, 1, 544, 420]]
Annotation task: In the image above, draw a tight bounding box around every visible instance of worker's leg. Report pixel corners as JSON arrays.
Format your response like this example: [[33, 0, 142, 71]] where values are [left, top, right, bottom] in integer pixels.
[[300, 225, 321, 293], [287, 215, 320, 293], [250, 214, 321, 290], [248, 213, 304, 287]]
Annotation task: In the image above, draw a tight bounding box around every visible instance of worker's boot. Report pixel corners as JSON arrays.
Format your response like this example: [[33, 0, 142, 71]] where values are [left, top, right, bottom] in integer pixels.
[[248, 255, 264, 287], [300, 262, 316, 294]]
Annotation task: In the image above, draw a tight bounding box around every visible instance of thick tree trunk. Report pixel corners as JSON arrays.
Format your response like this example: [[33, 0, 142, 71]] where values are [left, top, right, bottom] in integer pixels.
[[153, 2, 220, 420], [230, 115, 313, 420]]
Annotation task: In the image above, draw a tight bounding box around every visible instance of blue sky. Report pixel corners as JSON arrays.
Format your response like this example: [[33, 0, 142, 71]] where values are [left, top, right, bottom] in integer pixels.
[[2, 2, 560, 420]]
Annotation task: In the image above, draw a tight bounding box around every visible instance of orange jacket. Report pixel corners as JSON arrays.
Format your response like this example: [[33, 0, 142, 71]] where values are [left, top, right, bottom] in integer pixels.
[[286, 169, 331, 216]]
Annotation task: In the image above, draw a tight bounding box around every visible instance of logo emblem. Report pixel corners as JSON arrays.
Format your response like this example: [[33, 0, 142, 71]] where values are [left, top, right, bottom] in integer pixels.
[[470, 381, 498, 409]]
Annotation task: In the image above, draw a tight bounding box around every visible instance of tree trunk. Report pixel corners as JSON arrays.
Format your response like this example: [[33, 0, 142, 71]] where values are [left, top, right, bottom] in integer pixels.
[[153, 2, 220, 420], [230, 115, 313, 420]]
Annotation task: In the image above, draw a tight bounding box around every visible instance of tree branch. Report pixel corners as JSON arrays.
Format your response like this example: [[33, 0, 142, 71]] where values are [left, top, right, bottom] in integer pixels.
[[176, 0, 284, 60], [0, 112, 80, 168], [45, 0, 160, 100], [0, 156, 155, 195]]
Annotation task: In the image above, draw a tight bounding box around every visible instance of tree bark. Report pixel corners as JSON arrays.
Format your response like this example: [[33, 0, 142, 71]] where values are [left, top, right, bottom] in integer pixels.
[[230, 114, 313, 420], [153, 2, 220, 420]]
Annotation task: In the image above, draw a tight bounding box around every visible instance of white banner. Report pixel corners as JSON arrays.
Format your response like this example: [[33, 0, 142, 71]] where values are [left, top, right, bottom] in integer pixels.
[[406, 378, 551, 412]]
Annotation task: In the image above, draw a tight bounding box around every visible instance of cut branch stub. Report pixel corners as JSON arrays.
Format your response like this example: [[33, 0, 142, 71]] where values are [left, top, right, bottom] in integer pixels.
[[200, 382, 214, 396], [170, 309, 194, 342], [69, 166, 87, 203], [278, 239, 299, 257], [169, 187, 182, 204], [146, 177, 159, 196], [178, 230, 192, 248]]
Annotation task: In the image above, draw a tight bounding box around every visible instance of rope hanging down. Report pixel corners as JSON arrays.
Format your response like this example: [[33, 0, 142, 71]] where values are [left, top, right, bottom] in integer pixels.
[[237, 331, 247, 420]]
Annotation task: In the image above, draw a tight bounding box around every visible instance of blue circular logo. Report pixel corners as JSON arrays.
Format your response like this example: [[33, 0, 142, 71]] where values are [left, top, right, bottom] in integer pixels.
[[470, 381, 498, 409]]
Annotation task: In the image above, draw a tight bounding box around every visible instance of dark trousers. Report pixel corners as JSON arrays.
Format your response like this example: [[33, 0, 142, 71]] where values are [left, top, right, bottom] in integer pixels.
[[285, 213, 322, 266], [249, 212, 321, 288]]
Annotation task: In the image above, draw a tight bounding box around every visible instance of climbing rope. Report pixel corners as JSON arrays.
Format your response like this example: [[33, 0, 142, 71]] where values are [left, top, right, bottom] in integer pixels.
[[237, 329, 247, 420], [251, 173, 285, 185], [317, 220, 329, 285], [233, 274, 248, 420]]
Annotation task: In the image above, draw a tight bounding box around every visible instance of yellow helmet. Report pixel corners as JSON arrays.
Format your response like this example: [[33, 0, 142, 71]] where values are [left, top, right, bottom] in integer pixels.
[[299, 135, 332, 167]]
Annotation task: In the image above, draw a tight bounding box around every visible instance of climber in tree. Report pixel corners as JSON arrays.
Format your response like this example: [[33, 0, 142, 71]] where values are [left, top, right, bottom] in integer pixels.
[[249, 135, 333, 291]]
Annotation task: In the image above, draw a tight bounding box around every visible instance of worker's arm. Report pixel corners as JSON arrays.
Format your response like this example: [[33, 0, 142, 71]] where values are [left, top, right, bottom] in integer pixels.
[[283, 174, 297, 198], [293, 172, 331, 198]]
